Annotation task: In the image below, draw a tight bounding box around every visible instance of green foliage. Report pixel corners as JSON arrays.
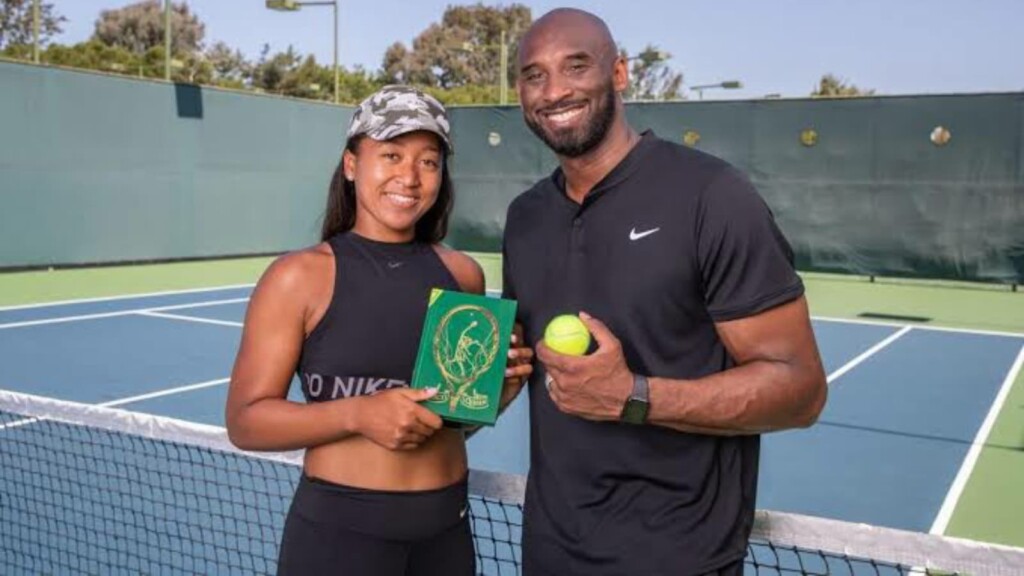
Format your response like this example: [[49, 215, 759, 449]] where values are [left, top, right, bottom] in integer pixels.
[[382, 3, 531, 92], [420, 83, 518, 106], [93, 1, 204, 55], [812, 74, 875, 98], [249, 43, 299, 93], [623, 45, 683, 101], [3, 2, 692, 107], [248, 43, 383, 102], [337, 66, 385, 104], [0, 0, 65, 50], [3, 39, 136, 75], [0, 41, 28, 59], [205, 41, 249, 84], [169, 47, 214, 85]]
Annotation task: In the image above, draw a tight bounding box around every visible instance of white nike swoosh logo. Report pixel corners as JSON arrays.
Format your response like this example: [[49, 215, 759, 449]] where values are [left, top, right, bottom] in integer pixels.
[[629, 227, 660, 241], [388, 262, 403, 269]]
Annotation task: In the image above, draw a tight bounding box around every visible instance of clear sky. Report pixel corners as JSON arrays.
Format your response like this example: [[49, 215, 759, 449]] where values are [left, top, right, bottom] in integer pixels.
[[52, 0, 1022, 100]]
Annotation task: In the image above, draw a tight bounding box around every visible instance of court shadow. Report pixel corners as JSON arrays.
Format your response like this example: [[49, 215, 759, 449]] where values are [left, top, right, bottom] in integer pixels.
[[820, 419, 1024, 453]]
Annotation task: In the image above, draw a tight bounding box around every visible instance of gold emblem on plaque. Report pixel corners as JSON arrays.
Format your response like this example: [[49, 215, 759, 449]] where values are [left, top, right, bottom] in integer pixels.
[[432, 305, 499, 411]]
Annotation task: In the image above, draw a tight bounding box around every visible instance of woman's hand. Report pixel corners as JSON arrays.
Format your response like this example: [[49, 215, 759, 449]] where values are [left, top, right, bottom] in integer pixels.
[[353, 388, 444, 450]]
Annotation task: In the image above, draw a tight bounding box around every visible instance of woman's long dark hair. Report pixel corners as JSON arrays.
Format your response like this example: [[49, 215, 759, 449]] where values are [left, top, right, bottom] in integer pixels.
[[320, 136, 454, 243]]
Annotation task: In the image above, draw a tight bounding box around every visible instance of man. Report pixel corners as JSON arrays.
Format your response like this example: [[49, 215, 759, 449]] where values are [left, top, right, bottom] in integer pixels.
[[500, 8, 828, 576]]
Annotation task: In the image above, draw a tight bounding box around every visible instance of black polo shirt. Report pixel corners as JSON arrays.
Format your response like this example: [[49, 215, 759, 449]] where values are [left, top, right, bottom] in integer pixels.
[[502, 131, 804, 575]]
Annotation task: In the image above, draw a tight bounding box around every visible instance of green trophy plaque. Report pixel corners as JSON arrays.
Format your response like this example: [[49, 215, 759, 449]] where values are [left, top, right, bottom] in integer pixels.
[[411, 288, 517, 426]]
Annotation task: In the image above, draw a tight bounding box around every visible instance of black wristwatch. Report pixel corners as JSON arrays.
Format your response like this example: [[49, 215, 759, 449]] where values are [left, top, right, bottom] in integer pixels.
[[620, 374, 649, 424]]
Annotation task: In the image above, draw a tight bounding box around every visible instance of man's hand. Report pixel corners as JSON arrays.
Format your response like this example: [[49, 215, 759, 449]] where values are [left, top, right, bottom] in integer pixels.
[[537, 312, 633, 421], [499, 324, 533, 411]]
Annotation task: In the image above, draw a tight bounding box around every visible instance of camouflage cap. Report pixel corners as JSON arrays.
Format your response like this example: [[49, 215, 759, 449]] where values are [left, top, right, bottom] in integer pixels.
[[346, 85, 453, 154]]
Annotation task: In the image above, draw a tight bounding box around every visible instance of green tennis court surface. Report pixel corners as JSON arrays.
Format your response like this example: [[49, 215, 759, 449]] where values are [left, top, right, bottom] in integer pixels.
[[1, 256, 1022, 573]]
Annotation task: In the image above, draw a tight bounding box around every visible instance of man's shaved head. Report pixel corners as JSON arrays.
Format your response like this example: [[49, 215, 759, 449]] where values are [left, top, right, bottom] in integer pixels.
[[518, 8, 618, 70], [515, 8, 629, 159]]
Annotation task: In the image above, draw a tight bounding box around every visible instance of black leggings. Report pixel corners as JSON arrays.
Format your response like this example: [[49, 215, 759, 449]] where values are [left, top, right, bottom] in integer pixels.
[[277, 474, 476, 576]]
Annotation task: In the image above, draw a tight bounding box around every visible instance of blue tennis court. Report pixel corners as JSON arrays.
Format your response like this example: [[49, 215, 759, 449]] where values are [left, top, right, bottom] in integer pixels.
[[1, 285, 1021, 537]]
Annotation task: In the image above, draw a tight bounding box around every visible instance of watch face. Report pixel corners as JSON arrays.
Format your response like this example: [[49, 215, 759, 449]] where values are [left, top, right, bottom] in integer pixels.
[[621, 399, 649, 424]]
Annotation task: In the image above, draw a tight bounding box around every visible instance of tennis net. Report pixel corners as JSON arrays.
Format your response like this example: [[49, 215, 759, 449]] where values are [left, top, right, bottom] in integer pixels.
[[2, 388, 1022, 575]]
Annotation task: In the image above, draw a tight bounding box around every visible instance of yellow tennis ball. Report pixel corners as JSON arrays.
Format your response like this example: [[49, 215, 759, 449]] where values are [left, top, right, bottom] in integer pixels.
[[544, 314, 591, 356]]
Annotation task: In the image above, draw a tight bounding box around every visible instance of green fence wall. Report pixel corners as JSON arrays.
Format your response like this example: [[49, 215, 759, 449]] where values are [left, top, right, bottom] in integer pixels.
[[0, 60, 349, 268], [449, 96, 1024, 284], [2, 60, 1022, 283]]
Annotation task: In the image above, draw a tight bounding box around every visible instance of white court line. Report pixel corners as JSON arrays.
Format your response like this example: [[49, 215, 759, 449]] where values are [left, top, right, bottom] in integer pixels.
[[826, 326, 913, 384], [0, 377, 231, 431], [0, 298, 249, 330], [3, 289, 1021, 340], [930, 343, 1024, 535], [813, 315, 1024, 339], [139, 311, 244, 328], [97, 377, 231, 408], [0, 283, 254, 312]]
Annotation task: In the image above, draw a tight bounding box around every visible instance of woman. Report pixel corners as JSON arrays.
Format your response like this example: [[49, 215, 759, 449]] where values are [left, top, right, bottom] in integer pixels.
[[226, 85, 532, 576]]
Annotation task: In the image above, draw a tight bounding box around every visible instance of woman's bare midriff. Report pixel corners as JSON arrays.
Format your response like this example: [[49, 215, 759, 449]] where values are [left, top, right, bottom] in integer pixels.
[[303, 428, 467, 490]]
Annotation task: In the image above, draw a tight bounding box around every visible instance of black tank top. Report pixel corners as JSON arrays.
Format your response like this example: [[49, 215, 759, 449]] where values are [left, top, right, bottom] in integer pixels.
[[298, 232, 461, 403]]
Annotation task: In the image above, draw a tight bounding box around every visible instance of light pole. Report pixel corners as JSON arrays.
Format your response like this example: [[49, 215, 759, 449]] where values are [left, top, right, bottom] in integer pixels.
[[499, 29, 507, 105], [266, 0, 340, 104], [164, 0, 171, 80], [690, 80, 743, 100], [455, 30, 510, 105], [32, 0, 39, 63]]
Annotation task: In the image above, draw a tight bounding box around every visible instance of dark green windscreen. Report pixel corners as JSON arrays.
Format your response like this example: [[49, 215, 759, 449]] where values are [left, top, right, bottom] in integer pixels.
[[0, 60, 349, 268], [1, 60, 1021, 283]]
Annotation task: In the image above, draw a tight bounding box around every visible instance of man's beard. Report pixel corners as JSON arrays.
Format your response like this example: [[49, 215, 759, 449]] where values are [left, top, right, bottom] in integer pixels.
[[525, 82, 617, 158]]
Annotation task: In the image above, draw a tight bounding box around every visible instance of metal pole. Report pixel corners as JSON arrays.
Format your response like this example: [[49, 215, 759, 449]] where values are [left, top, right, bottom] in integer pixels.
[[32, 0, 40, 63], [499, 29, 508, 105], [333, 1, 339, 103], [164, 0, 171, 80]]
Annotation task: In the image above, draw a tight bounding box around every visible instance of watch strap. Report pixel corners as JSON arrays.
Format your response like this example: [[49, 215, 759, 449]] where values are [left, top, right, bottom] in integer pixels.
[[620, 373, 650, 424]]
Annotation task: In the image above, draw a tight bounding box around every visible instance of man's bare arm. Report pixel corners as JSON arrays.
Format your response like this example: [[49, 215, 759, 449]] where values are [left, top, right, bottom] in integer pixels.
[[647, 297, 827, 435], [540, 297, 827, 435]]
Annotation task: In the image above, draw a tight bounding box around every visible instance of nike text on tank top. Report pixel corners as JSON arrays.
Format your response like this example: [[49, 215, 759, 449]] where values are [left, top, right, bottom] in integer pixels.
[[298, 232, 461, 403]]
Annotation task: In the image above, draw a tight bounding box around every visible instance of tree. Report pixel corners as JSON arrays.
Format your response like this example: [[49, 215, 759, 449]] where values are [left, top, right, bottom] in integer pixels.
[[93, 1, 205, 56], [422, 83, 515, 106], [31, 39, 137, 75], [381, 3, 532, 90], [381, 41, 409, 82], [0, 0, 65, 50], [2, 39, 135, 75], [811, 74, 874, 98], [336, 65, 384, 104], [624, 45, 683, 101], [247, 43, 381, 103], [277, 54, 331, 100], [205, 41, 250, 88], [170, 47, 214, 84], [250, 43, 299, 94]]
